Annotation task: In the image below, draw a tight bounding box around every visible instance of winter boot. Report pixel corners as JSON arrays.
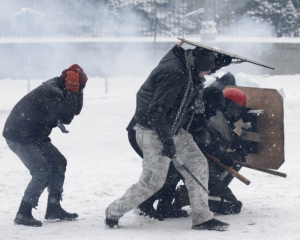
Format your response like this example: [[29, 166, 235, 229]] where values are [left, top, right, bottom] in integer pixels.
[[157, 204, 188, 218], [216, 199, 242, 215], [105, 218, 119, 229], [137, 200, 164, 221], [157, 199, 188, 218], [192, 218, 229, 231], [14, 200, 42, 227], [173, 185, 190, 210], [45, 193, 78, 221]]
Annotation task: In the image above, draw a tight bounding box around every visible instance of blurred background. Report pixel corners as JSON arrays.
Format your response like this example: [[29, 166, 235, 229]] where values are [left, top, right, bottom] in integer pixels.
[[0, 0, 299, 78]]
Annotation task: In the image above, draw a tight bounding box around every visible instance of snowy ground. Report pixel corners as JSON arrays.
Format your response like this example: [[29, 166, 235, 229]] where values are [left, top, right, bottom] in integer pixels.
[[0, 72, 299, 240]]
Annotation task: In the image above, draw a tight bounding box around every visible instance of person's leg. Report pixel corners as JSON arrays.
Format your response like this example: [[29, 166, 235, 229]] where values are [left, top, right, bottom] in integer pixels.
[[105, 128, 170, 224], [39, 141, 78, 220], [6, 139, 50, 226], [172, 129, 213, 226], [39, 141, 67, 195], [137, 164, 177, 221], [6, 139, 50, 207], [156, 162, 188, 218], [173, 130, 229, 230]]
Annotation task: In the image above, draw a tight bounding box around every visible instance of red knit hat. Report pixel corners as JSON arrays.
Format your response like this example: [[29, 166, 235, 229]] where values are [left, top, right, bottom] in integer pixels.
[[61, 64, 88, 86]]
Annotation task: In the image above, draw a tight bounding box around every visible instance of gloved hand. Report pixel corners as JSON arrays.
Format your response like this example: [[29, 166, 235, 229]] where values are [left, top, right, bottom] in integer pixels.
[[64, 70, 80, 92], [162, 138, 176, 159], [78, 68, 88, 90], [230, 132, 248, 154], [62, 64, 88, 91], [211, 54, 232, 73], [240, 106, 252, 122], [220, 152, 233, 167]]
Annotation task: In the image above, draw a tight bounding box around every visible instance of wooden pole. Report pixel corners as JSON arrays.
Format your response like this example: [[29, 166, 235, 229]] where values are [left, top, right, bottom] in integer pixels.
[[207, 154, 251, 185], [233, 160, 287, 178], [177, 38, 186, 47]]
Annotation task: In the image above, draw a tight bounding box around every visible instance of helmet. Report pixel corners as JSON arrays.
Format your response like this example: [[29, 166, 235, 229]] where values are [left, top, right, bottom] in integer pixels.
[[222, 88, 246, 107]]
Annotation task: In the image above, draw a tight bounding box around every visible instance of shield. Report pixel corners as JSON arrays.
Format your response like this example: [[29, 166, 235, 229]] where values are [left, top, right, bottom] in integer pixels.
[[226, 86, 284, 170]]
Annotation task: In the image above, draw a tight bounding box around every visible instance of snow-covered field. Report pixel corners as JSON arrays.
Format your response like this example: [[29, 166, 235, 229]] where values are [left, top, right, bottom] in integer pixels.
[[0, 72, 299, 240]]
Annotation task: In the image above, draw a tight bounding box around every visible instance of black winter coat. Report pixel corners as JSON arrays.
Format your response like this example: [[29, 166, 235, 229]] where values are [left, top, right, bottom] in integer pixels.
[[134, 45, 205, 141], [2, 77, 83, 144]]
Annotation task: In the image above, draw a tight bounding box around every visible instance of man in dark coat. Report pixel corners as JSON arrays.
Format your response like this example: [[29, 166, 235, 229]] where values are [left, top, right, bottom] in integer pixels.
[[2, 64, 88, 227], [105, 45, 232, 231], [134, 81, 252, 220]]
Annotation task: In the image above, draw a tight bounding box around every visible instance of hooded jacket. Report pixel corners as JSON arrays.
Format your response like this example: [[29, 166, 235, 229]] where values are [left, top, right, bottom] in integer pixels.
[[134, 45, 206, 141], [2, 77, 83, 144]]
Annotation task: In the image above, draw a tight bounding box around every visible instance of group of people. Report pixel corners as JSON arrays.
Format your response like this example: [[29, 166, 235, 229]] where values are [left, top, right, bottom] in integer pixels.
[[2, 44, 255, 231]]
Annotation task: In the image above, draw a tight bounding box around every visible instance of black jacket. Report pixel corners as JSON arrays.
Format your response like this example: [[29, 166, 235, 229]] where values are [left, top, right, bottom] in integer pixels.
[[2, 77, 83, 144], [134, 45, 205, 141]]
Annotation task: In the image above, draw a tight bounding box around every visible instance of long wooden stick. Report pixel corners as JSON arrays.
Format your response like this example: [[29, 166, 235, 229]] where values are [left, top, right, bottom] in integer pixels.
[[233, 160, 287, 178], [207, 154, 251, 185], [177, 38, 186, 47]]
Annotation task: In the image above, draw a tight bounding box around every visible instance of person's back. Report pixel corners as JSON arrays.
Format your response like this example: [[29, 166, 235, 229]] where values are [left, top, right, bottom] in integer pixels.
[[3, 77, 76, 143]]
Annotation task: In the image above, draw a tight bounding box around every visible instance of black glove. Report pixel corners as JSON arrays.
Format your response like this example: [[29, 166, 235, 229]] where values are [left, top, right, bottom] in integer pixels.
[[230, 132, 248, 155], [162, 138, 176, 159], [240, 106, 252, 122], [220, 152, 233, 167], [211, 54, 232, 73]]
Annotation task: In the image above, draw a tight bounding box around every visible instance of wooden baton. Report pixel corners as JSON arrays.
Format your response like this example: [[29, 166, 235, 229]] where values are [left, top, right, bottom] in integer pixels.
[[207, 154, 251, 185], [177, 38, 186, 47], [233, 160, 287, 178]]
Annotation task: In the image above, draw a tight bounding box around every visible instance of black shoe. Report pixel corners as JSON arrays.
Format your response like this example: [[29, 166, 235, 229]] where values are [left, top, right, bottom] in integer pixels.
[[45, 204, 78, 221], [105, 218, 119, 229], [14, 213, 42, 227], [137, 204, 164, 221], [157, 206, 188, 218], [45, 193, 78, 221], [14, 200, 42, 227], [192, 218, 229, 231], [216, 200, 243, 215]]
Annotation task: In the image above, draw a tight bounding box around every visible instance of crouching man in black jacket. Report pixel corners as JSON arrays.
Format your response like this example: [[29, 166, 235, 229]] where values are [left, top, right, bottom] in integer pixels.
[[2, 64, 88, 227], [105, 45, 231, 231]]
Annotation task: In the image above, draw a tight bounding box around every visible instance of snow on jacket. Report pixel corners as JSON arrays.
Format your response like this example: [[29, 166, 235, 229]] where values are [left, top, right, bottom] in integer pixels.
[[134, 45, 206, 141], [2, 77, 83, 144]]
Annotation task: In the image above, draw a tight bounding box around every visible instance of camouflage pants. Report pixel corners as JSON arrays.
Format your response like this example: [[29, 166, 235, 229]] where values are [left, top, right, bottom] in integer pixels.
[[105, 127, 213, 226]]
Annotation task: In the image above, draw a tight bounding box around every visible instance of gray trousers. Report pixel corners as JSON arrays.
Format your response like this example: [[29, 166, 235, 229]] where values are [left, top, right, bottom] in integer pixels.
[[6, 139, 67, 207], [105, 128, 213, 226]]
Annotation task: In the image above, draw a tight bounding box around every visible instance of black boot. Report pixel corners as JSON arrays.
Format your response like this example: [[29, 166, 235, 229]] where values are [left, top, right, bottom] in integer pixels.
[[45, 193, 78, 221], [192, 218, 229, 231], [216, 199, 242, 215], [105, 218, 119, 229], [137, 199, 164, 221], [14, 200, 42, 227], [157, 197, 188, 218]]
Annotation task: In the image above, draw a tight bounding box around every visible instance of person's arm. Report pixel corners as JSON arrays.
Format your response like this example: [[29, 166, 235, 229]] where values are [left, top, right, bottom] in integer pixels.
[[75, 92, 83, 115], [147, 70, 186, 142], [53, 91, 81, 124], [192, 124, 233, 166]]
